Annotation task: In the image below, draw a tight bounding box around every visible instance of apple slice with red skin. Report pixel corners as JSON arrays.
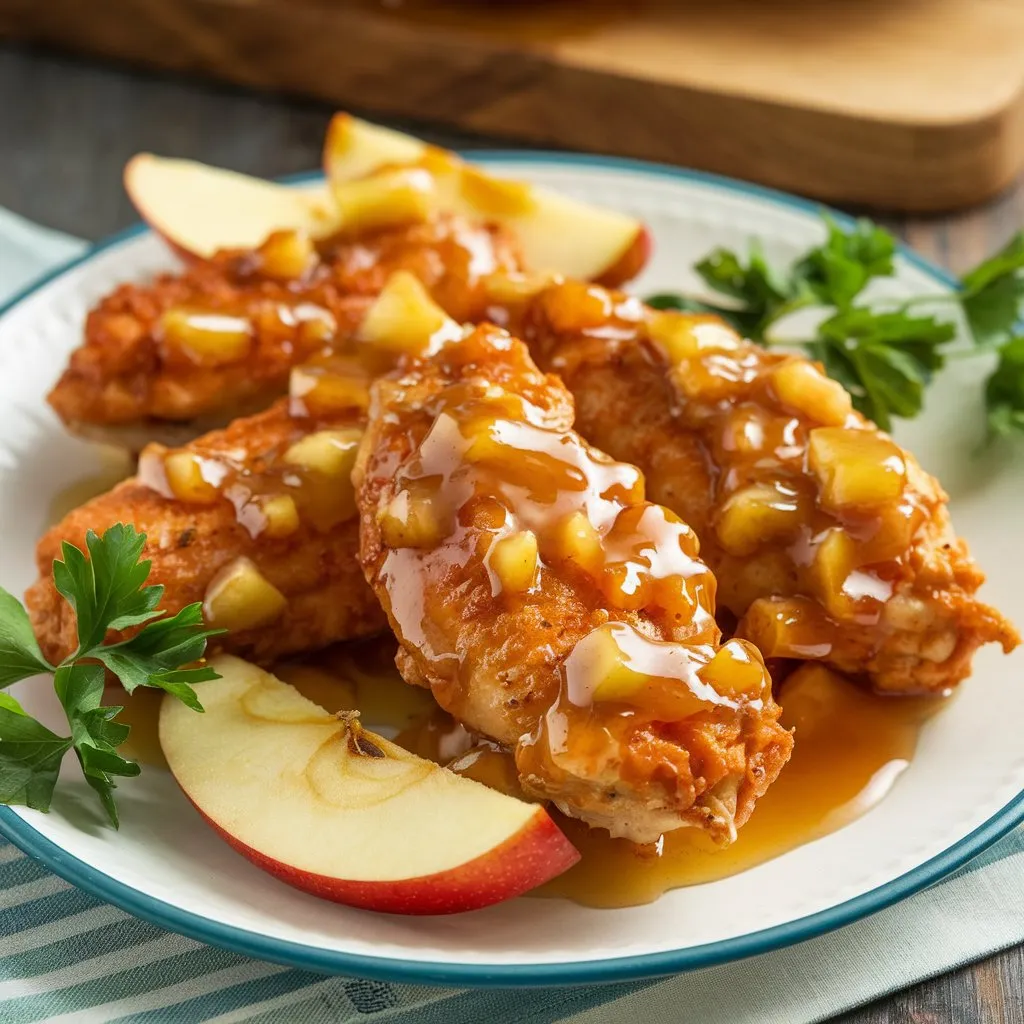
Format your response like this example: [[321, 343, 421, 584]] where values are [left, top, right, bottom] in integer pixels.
[[323, 113, 651, 287], [124, 154, 339, 262], [159, 656, 579, 915]]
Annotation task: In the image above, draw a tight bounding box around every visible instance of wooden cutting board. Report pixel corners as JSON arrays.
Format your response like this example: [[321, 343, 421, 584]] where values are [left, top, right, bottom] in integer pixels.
[[3, 0, 1024, 212]]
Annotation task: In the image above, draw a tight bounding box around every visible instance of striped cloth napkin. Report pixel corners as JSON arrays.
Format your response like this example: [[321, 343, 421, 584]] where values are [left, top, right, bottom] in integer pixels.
[[2, 208, 1024, 1024]]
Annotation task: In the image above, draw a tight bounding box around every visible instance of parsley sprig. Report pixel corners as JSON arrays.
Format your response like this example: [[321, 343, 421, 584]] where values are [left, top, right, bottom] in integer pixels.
[[648, 217, 1024, 437], [0, 524, 221, 826]]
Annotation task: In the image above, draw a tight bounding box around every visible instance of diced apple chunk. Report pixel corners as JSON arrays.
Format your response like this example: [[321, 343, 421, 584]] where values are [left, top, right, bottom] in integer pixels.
[[283, 429, 362, 478], [258, 229, 315, 280], [204, 557, 287, 632], [359, 271, 460, 355], [780, 663, 859, 740], [549, 510, 604, 574], [484, 271, 560, 305], [808, 427, 907, 510], [715, 483, 804, 555], [648, 314, 740, 364], [257, 494, 300, 538], [159, 309, 253, 366], [698, 640, 767, 699], [581, 625, 651, 703], [378, 489, 443, 549], [289, 363, 372, 415], [463, 417, 507, 464], [720, 407, 768, 454], [811, 528, 858, 618], [738, 596, 837, 661], [489, 530, 539, 594], [333, 168, 435, 235], [164, 452, 223, 503], [769, 360, 852, 426]]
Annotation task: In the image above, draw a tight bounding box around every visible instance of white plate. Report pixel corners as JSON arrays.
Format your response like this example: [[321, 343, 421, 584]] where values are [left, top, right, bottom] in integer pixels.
[[1, 155, 1022, 986]]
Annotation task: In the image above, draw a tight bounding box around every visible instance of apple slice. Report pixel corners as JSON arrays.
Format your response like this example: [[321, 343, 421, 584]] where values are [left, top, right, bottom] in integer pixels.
[[125, 154, 339, 261], [159, 656, 579, 914], [324, 113, 651, 286]]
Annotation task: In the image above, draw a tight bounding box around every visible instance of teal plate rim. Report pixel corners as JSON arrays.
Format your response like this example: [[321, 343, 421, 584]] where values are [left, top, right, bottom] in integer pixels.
[[1, 151, 1022, 988]]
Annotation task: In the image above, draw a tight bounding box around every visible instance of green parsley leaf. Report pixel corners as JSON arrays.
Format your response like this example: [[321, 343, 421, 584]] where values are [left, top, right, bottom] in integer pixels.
[[812, 308, 953, 430], [0, 702, 73, 813], [793, 216, 896, 310], [959, 234, 1024, 349], [0, 524, 219, 826], [0, 692, 26, 714], [53, 524, 164, 655], [0, 587, 52, 687], [94, 603, 222, 710], [54, 662, 139, 829], [694, 242, 794, 336], [960, 233, 1024, 296], [985, 335, 1024, 439], [963, 273, 1024, 350]]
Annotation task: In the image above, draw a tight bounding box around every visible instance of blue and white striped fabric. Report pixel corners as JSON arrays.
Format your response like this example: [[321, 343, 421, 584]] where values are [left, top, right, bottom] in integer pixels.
[[2, 210, 1024, 1024]]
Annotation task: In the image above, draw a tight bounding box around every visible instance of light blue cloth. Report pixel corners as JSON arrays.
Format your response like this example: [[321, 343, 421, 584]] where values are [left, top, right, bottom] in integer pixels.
[[1, 210, 1023, 1023]]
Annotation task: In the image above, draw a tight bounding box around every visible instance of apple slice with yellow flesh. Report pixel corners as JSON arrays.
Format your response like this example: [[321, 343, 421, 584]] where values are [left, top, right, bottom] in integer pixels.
[[323, 113, 651, 286], [159, 656, 579, 914], [124, 154, 339, 261]]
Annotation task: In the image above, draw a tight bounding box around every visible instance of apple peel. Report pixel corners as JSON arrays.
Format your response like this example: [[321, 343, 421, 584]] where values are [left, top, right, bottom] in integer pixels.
[[159, 656, 579, 915]]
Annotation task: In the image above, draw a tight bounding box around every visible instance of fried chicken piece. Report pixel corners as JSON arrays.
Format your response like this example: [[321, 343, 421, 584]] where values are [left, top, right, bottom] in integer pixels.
[[355, 324, 792, 845], [28, 398, 386, 666], [48, 215, 521, 448], [506, 278, 1018, 694]]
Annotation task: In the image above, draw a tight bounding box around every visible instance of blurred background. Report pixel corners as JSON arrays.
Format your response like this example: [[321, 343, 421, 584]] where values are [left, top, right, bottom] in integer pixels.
[[1, 0, 1024, 259]]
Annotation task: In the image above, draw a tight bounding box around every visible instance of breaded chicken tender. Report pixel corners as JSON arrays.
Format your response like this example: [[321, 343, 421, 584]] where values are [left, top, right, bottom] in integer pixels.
[[507, 279, 1018, 694], [48, 216, 521, 448], [28, 399, 386, 666], [355, 324, 793, 845]]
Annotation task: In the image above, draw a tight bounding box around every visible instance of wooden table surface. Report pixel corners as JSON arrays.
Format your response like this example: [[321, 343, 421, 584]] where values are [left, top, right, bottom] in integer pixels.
[[1, 42, 1021, 1024]]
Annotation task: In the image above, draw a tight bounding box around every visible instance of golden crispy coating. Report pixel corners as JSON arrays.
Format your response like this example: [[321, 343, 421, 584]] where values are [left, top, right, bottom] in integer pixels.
[[28, 400, 386, 666], [48, 216, 521, 443], [356, 325, 792, 844], [510, 279, 1018, 694]]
